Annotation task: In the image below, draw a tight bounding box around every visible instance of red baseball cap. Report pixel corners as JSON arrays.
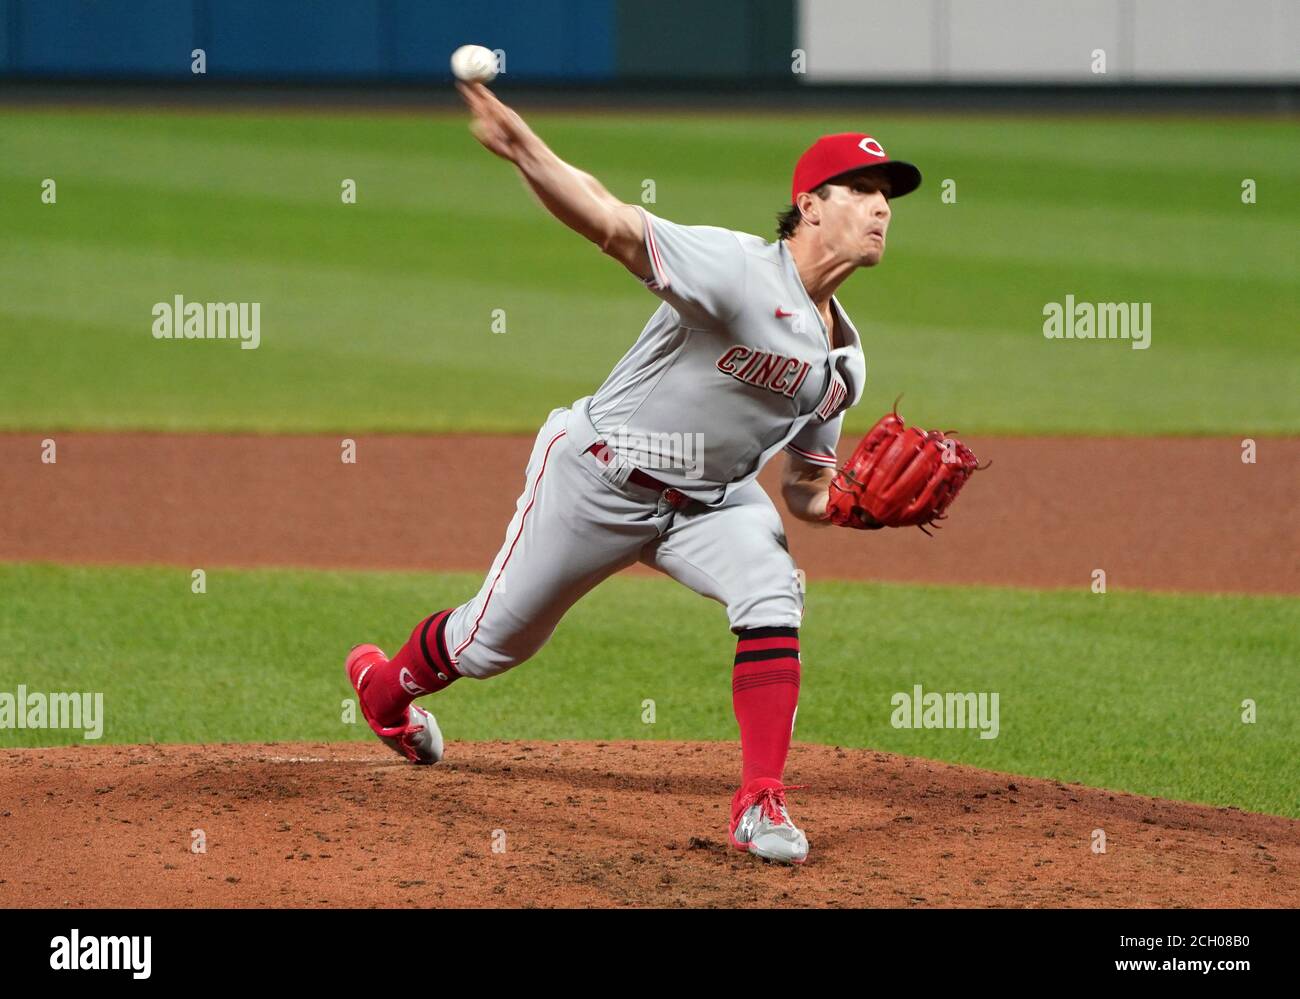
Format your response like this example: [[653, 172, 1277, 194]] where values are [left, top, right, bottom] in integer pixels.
[[791, 133, 922, 203]]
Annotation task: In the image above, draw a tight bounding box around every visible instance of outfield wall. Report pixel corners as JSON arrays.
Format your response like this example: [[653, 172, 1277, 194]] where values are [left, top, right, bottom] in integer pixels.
[[1, 0, 1294, 84], [0, 0, 786, 81], [800, 0, 1299, 82]]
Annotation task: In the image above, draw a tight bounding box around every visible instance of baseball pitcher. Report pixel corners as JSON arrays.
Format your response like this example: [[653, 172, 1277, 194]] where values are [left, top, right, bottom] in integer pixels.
[[346, 83, 978, 864]]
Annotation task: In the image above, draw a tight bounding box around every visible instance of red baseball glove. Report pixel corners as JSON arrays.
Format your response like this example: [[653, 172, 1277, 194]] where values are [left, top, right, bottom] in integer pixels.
[[824, 406, 983, 534]]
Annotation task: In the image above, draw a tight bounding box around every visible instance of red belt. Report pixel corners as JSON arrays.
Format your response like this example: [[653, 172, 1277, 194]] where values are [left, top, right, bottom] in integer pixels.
[[585, 442, 692, 510]]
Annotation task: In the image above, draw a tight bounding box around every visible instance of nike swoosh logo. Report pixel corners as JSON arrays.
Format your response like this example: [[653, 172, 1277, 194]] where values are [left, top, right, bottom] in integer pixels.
[[356, 663, 373, 689]]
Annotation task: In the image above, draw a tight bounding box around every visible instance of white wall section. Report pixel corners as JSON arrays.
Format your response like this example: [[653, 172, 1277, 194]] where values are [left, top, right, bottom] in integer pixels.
[[798, 0, 1299, 81]]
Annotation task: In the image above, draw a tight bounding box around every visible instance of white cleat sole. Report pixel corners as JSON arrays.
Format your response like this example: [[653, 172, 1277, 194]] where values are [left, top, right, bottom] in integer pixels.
[[382, 704, 444, 765]]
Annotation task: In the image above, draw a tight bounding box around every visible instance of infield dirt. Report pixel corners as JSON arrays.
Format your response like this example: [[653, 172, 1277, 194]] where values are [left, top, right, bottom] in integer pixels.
[[1, 741, 1295, 908], [1, 432, 1296, 593]]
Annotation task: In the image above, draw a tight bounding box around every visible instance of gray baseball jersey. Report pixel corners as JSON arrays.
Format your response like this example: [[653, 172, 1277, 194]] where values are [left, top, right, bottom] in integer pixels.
[[589, 209, 859, 502], [443, 210, 864, 678]]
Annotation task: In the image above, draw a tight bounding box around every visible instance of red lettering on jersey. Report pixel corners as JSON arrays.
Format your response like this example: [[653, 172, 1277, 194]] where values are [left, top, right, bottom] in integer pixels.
[[769, 357, 800, 393], [815, 376, 847, 421], [714, 347, 815, 403], [735, 350, 766, 381], [748, 353, 784, 387], [786, 361, 811, 398], [716, 346, 750, 375]]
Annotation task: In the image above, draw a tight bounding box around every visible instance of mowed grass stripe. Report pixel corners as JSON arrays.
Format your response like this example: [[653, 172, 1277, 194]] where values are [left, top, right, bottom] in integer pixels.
[[1, 110, 1295, 434], [0, 563, 1294, 817], [6, 110, 1294, 209], [5, 122, 1292, 282], [3, 242, 1291, 434]]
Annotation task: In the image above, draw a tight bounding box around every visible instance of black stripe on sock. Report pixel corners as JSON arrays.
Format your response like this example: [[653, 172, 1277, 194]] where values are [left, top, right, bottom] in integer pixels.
[[419, 613, 441, 676], [733, 671, 801, 690], [733, 668, 801, 682], [733, 648, 800, 665], [433, 611, 460, 678], [735, 626, 799, 640]]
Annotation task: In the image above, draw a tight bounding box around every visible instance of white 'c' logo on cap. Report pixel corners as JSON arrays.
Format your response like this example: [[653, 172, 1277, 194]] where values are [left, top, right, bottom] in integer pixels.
[[858, 137, 886, 157]]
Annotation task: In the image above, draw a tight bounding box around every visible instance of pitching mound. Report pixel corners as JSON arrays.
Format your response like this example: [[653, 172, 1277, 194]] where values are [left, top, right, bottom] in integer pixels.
[[2, 741, 1294, 908]]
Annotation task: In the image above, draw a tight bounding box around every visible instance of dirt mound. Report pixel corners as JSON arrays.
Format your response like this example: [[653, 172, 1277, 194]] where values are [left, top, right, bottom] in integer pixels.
[[2, 432, 1295, 594], [0, 741, 1293, 908]]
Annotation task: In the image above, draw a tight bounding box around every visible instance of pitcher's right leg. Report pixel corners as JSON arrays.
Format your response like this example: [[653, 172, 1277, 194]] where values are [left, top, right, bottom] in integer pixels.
[[638, 478, 808, 861]]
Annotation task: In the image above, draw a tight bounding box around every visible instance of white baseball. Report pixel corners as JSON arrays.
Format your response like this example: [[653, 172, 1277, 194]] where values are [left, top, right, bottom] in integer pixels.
[[450, 44, 498, 84]]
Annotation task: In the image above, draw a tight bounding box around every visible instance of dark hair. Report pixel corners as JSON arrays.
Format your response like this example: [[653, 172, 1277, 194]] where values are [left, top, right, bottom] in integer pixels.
[[776, 184, 831, 240]]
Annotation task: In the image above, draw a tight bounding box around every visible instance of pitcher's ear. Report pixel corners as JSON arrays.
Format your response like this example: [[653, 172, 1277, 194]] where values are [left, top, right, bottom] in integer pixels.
[[797, 191, 821, 226]]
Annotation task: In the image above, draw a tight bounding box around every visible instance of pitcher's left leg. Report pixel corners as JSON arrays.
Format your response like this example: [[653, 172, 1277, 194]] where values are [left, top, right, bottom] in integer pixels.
[[640, 481, 809, 863]]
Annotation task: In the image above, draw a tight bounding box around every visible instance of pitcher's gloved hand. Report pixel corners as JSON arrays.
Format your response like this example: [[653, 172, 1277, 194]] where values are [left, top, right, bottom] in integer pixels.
[[823, 406, 983, 534]]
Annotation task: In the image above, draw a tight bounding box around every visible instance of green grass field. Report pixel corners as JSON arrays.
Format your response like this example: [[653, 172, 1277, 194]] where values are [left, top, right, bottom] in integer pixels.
[[1, 563, 1294, 817], [2, 109, 1296, 435]]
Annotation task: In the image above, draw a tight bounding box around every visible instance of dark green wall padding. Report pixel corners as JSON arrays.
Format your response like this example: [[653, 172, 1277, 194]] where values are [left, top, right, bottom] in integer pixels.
[[615, 0, 796, 79]]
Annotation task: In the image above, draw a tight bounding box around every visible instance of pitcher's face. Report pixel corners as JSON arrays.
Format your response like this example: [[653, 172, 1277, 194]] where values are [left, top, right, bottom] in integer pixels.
[[818, 170, 894, 268]]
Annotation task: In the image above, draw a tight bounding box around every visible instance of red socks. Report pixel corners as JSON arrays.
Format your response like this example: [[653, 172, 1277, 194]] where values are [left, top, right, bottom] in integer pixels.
[[369, 610, 461, 726], [731, 626, 801, 789]]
